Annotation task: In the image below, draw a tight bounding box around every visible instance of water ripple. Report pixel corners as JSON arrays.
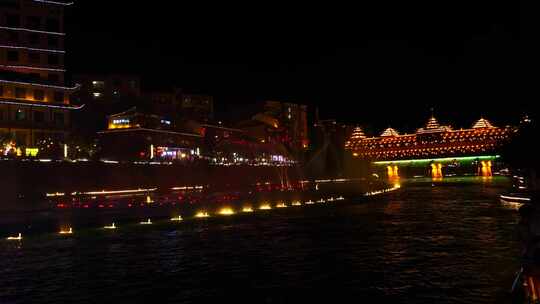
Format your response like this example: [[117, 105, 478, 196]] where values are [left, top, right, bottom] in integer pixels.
[[0, 178, 520, 303]]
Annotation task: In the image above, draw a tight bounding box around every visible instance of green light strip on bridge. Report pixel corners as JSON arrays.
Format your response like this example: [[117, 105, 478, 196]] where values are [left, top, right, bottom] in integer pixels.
[[372, 155, 500, 166]]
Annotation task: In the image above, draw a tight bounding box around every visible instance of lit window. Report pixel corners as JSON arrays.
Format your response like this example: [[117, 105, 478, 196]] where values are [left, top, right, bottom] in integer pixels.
[[48, 74, 60, 83], [7, 51, 19, 62], [16, 109, 26, 121], [15, 88, 26, 99], [48, 54, 59, 65], [34, 111, 45, 123], [46, 18, 59, 32], [27, 16, 41, 29], [93, 92, 102, 98], [34, 89, 45, 101], [48, 36, 59, 47], [6, 14, 20, 27], [53, 91, 64, 103], [8, 31, 19, 43], [53, 112, 64, 125]]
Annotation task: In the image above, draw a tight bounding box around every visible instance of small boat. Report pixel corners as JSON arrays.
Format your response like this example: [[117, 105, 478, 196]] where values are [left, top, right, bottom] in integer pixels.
[[305, 200, 315, 205], [140, 219, 152, 225], [317, 199, 326, 203], [276, 202, 287, 208], [500, 193, 532, 205], [500, 192, 532, 210], [336, 196, 345, 201], [291, 201, 302, 206], [6, 233, 22, 241], [104, 223, 117, 230], [59, 227, 73, 235], [327, 197, 335, 202]]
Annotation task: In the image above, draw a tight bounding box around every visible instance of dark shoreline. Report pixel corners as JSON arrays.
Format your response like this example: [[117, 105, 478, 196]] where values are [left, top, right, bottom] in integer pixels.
[[1, 179, 389, 236]]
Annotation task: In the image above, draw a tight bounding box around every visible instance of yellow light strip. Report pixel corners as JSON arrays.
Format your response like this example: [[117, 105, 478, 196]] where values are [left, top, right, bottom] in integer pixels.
[[83, 188, 157, 195]]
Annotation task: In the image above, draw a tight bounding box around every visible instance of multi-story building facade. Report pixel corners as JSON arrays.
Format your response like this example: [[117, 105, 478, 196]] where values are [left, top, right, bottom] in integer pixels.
[[69, 74, 142, 136], [261, 101, 309, 153], [98, 107, 203, 161], [0, 0, 79, 150], [306, 117, 355, 177], [146, 87, 214, 123], [73, 74, 141, 103]]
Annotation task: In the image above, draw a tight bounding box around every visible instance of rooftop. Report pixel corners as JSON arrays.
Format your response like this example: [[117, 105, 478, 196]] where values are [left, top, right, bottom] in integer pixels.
[[472, 118, 494, 129], [380, 127, 400, 137]]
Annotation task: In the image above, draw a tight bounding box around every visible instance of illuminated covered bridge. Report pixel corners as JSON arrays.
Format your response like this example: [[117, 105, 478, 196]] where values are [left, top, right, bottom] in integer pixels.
[[345, 116, 517, 178]]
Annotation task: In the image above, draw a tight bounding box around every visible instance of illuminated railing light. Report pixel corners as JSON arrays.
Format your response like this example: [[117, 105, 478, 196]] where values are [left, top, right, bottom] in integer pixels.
[[372, 155, 500, 166], [46, 192, 65, 197], [170, 216, 183, 222], [365, 185, 401, 196], [0, 25, 66, 36], [1, 64, 66, 72], [83, 188, 157, 195], [171, 185, 204, 191], [0, 45, 65, 53], [32, 0, 74, 6], [139, 219, 152, 225], [6, 233, 22, 241], [0, 99, 84, 110], [103, 223, 116, 230], [101, 160, 119, 164], [500, 195, 531, 202]]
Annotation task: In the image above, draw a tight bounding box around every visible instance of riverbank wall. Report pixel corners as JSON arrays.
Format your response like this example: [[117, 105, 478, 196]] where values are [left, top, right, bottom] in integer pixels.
[[2, 161, 303, 211]]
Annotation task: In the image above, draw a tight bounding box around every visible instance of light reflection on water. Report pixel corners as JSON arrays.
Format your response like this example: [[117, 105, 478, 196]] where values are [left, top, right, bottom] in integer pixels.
[[0, 177, 521, 304]]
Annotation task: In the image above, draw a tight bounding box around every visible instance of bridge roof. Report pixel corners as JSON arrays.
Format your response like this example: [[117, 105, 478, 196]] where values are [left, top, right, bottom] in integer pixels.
[[380, 127, 400, 137], [472, 118, 495, 129]]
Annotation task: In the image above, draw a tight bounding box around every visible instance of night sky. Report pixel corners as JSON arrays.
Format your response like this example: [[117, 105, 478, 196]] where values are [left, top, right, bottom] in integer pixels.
[[65, 1, 529, 134]]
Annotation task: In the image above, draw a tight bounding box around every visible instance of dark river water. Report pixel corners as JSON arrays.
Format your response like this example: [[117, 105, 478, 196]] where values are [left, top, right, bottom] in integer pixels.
[[0, 177, 522, 303]]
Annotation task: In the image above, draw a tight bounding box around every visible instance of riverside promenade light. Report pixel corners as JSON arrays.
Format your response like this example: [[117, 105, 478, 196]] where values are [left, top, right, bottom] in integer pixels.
[[59, 228, 73, 235], [104, 223, 117, 230], [6, 233, 22, 241], [218, 207, 235, 215]]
